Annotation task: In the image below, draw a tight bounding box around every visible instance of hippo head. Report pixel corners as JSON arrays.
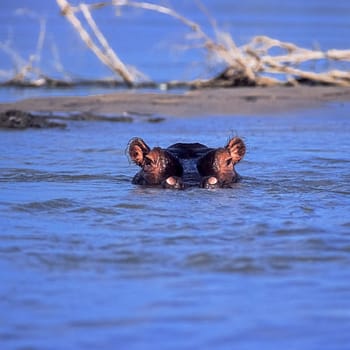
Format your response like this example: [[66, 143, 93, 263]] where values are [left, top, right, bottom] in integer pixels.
[[128, 137, 246, 189], [128, 138, 184, 187], [197, 137, 246, 188]]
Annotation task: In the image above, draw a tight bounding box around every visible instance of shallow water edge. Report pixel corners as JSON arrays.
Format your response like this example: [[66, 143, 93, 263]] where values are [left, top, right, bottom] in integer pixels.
[[1, 86, 350, 117]]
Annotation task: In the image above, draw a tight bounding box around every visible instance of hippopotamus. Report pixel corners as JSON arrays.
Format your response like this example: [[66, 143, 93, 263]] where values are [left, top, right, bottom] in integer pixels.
[[127, 137, 246, 189]]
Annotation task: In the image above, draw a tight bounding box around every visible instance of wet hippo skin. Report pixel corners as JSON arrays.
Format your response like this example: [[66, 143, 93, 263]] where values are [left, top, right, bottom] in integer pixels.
[[128, 137, 246, 189]]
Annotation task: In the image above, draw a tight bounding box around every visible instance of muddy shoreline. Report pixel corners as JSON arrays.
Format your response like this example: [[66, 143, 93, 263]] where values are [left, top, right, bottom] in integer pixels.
[[1, 86, 350, 122]]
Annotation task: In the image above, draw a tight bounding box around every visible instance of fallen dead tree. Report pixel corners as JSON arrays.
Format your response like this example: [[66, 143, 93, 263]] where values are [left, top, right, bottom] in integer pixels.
[[0, 8, 75, 88], [2, 1, 350, 88], [55, 0, 350, 87], [0, 9, 49, 87]]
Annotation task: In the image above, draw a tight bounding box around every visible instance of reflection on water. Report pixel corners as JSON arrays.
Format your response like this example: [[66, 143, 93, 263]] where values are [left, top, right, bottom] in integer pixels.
[[1, 105, 350, 349]]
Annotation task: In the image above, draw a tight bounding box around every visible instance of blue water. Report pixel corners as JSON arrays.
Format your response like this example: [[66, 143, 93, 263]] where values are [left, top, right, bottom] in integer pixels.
[[1, 104, 350, 349], [1, 1, 350, 349]]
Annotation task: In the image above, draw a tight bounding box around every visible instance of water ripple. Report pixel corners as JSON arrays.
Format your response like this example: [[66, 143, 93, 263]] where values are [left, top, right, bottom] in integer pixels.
[[1, 111, 350, 350], [184, 253, 264, 274], [0, 168, 128, 183], [13, 198, 78, 212]]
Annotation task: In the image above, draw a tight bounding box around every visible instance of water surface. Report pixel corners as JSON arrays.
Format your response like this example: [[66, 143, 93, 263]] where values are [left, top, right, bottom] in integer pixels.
[[1, 104, 350, 349]]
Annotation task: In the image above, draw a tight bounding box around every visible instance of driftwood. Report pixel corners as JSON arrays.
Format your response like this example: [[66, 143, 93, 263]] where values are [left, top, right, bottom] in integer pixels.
[[0, 9, 73, 87], [1, 1, 350, 88], [0, 9, 46, 86], [55, 0, 350, 87], [56, 0, 138, 86]]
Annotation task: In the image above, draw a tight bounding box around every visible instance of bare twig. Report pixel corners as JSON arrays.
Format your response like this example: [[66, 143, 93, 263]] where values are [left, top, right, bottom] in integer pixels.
[[66, 0, 350, 86], [3, 1, 350, 88], [241, 36, 350, 86], [110, 0, 256, 80], [0, 9, 74, 87], [56, 0, 135, 85], [65, 0, 256, 81]]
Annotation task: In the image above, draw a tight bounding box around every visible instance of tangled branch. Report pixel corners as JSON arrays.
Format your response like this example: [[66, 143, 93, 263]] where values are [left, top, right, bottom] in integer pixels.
[[242, 36, 350, 86], [0, 9, 47, 85], [0, 9, 73, 87], [3, 1, 350, 88], [56, 0, 138, 85], [56, 0, 350, 87]]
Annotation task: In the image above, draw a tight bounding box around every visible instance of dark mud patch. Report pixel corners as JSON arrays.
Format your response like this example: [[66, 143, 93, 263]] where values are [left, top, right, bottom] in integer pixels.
[[0, 110, 66, 129], [0, 110, 165, 129]]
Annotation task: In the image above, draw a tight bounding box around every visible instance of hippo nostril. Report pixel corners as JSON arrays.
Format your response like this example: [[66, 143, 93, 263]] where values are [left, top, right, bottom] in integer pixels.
[[208, 176, 218, 185], [201, 176, 219, 189], [166, 176, 177, 186], [163, 176, 184, 189]]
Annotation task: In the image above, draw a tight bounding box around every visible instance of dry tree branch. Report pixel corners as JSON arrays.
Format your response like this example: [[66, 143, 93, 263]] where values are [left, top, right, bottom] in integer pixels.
[[0, 9, 51, 85], [65, 0, 256, 81], [0, 9, 75, 87], [110, 0, 256, 80], [10, 9, 47, 82], [111, 2, 350, 86], [0, 41, 27, 70], [4, 1, 349, 88], [49, 39, 71, 80], [62, 0, 350, 87], [245, 36, 350, 64], [56, 0, 135, 85], [241, 36, 350, 86]]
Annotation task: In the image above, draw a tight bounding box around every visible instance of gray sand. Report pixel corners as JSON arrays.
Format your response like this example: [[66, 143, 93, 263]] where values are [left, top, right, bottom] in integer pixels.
[[1, 86, 350, 117]]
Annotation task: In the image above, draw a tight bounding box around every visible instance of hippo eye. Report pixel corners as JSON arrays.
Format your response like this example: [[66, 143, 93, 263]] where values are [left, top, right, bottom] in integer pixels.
[[145, 156, 155, 166], [226, 158, 232, 166]]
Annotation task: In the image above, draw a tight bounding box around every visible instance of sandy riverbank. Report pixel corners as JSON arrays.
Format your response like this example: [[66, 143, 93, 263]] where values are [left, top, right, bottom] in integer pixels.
[[1, 86, 350, 118]]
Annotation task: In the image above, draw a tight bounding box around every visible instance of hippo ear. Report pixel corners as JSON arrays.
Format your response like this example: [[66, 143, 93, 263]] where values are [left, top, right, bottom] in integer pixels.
[[128, 138, 151, 166], [226, 137, 246, 164]]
